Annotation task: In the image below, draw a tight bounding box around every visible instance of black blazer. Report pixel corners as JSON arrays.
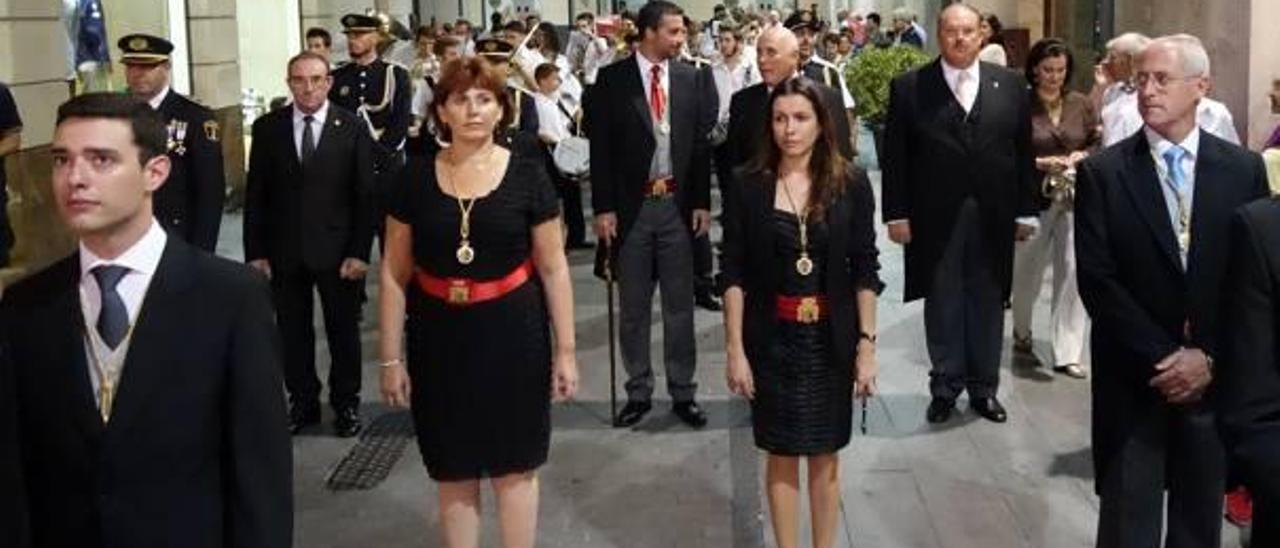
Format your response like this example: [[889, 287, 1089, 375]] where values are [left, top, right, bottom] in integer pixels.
[[1218, 197, 1280, 504], [725, 79, 854, 180], [588, 55, 716, 242], [721, 166, 883, 370], [1075, 130, 1269, 488], [0, 238, 293, 548], [244, 105, 376, 271], [154, 91, 226, 252], [881, 59, 1037, 301]]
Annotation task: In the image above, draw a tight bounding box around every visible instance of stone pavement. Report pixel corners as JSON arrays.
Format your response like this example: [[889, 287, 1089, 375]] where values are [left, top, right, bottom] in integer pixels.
[[213, 137, 1246, 547]]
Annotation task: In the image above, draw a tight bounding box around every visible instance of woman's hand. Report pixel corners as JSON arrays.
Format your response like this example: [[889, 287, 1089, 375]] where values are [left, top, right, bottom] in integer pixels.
[[380, 362, 412, 408], [854, 340, 878, 399], [726, 347, 755, 400], [1036, 156, 1068, 174], [552, 351, 579, 402]]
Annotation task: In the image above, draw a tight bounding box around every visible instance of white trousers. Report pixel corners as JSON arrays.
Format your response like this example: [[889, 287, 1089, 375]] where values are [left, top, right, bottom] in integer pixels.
[[1010, 202, 1089, 366]]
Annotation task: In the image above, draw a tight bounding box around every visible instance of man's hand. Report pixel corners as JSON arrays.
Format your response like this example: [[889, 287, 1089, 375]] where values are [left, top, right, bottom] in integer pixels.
[[248, 259, 272, 280], [692, 209, 712, 238], [1015, 222, 1037, 242], [339, 258, 369, 280], [1150, 347, 1213, 404], [888, 221, 912, 245], [594, 212, 618, 245]]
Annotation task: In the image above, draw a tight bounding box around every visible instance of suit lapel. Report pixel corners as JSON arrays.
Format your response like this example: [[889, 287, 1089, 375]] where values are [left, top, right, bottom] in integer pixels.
[[1121, 132, 1184, 271], [920, 61, 968, 155], [47, 256, 106, 438], [1187, 135, 1224, 274], [281, 112, 302, 173], [626, 56, 656, 136], [106, 239, 199, 435], [310, 111, 345, 165]]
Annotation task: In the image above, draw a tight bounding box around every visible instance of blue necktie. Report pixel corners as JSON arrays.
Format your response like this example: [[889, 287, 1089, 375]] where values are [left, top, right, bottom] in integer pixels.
[[92, 265, 130, 349], [1162, 146, 1188, 194]]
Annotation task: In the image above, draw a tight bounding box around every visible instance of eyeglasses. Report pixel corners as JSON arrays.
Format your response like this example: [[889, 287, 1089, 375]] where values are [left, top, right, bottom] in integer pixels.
[[1133, 71, 1201, 90]]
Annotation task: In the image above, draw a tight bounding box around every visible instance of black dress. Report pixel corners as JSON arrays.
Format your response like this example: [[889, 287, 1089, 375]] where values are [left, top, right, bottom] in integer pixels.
[[751, 211, 853, 455], [389, 147, 561, 481]]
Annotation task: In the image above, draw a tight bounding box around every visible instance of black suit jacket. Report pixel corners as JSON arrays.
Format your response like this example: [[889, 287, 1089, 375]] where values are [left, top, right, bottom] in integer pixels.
[[1218, 197, 1280, 504], [154, 92, 226, 252], [721, 166, 883, 371], [1075, 130, 1269, 488], [0, 238, 293, 548], [588, 55, 716, 242], [725, 79, 854, 180], [244, 105, 375, 272], [881, 59, 1037, 301]]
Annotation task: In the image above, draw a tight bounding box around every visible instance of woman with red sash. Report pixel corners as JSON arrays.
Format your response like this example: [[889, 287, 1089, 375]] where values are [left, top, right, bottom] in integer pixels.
[[378, 57, 578, 548], [721, 77, 882, 548]]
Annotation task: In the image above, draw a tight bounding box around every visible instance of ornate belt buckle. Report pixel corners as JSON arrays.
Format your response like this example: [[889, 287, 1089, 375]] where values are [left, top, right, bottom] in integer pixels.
[[651, 179, 668, 196], [447, 281, 471, 304], [796, 297, 820, 324]]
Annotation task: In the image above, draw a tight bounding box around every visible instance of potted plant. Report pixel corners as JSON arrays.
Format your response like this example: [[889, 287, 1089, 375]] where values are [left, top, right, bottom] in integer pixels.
[[845, 45, 932, 162]]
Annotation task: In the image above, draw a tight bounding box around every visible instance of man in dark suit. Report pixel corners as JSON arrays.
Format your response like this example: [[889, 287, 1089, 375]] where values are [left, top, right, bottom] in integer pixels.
[[590, 0, 716, 428], [1220, 197, 1280, 548], [1075, 35, 1270, 547], [882, 4, 1037, 424], [0, 93, 291, 547], [119, 34, 226, 252], [725, 26, 853, 197], [245, 52, 375, 438]]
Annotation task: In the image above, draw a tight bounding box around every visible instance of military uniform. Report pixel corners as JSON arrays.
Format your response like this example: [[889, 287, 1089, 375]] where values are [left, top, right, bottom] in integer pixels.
[[119, 34, 225, 252], [786, 10, 856, 109], [475, 38, 541, 139]]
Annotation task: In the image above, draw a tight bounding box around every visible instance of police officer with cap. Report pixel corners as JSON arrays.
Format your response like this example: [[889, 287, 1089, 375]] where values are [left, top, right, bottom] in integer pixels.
[[474, 37, 541, 138], [785, 10, 856, 110], [118, 33, 226, 252], [330, 13, 411, 230]]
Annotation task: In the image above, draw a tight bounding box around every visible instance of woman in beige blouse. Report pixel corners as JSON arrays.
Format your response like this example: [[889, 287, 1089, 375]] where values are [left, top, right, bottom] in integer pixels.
[[1011, 38, 1100, 379]]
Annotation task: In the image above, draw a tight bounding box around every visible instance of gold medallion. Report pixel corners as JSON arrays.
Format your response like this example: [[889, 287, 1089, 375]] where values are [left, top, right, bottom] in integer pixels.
[[456, 241, 475, 265], [796, 254, 814, 276]]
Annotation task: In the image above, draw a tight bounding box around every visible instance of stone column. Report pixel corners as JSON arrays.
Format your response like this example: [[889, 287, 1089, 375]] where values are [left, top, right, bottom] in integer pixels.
[[188, 0, 246, 210]]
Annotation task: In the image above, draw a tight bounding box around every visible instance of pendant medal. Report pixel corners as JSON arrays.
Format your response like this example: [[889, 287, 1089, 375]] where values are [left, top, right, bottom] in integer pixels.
[[796, 254, 814, 276], [456, 241, 475, 265]]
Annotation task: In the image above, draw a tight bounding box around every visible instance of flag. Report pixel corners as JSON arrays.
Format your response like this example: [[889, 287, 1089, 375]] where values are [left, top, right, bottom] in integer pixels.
[[75, 0, 111, 67]]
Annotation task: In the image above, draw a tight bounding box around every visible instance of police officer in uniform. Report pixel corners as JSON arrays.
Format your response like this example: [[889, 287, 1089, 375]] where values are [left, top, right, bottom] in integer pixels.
[[786, 10, 857, 111], [119, 34, 226, 252], [474, 37, 541, 143], [329, 13, 411, 241]]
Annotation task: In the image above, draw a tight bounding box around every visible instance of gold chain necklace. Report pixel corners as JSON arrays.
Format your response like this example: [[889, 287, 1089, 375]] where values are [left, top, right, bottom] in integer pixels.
[[779, 177, 814, 276], [439, 145, 499, 265]]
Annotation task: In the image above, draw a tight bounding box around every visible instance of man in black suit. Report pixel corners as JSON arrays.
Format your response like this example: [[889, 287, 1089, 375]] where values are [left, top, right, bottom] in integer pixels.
[[882, 4, 1036, 424], [119, 34, 226, 252], [245, 52, 375, 438], [590, 0, 716, 428], [1220, 198, 1280, 548], [1075, 35, 1270, 547], [725, 26, 853, 197], [0, 93, 291, 547]]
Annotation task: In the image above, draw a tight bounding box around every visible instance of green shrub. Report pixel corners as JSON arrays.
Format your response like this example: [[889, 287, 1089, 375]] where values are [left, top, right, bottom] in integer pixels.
[[845, 46, 932, 126]]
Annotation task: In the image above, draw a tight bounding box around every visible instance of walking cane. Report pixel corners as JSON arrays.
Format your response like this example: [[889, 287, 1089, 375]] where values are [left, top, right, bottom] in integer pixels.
[[604, 240, 619, 427]]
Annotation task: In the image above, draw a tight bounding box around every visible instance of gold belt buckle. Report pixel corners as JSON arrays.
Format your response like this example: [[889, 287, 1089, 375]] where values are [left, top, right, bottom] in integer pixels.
[[447, 281, 471, 304], [651, 179, 668, 196], [796, 297, 821, 324]]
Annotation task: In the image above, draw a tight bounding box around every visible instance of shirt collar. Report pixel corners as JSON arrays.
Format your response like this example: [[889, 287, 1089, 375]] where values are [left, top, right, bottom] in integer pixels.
[[636, 52, 668, 79], [293, 100, 330, 124], [148, 86, 171, 110], [940, 58, 980, 89], [1145, 125, 1201, 161], [79, 219, 168, 281]]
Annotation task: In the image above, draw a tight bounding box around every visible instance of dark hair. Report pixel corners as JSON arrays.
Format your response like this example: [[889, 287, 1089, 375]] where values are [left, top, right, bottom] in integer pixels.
[[576, 12, 595, 23], [983, 13, 1005, 46], [620, 10, 637, 24], [751, 78, 849, 221], [305, 27, 332, 47], [537, 22, 561, 53], [637, 1, 683, 34], [1024, 38, 1075, 89], [433, 35, 460, 56], [455, 19, 472, 30], [534, 62, 560, 82], [719, 24, 743, 42], [287, 51, 330, 74], [56, 93, 167, 165], [430, 57, 515, 143], [866, 12, 881, 25], [415, 25, 434, 41], [504, 20, 527, 34]]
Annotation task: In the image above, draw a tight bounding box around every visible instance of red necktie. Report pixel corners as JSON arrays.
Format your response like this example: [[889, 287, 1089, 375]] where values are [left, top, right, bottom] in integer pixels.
[[649, 64, 665, 121]]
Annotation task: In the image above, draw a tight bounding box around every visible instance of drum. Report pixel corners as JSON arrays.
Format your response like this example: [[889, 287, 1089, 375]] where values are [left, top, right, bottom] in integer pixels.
[[553, 135, 591, 178]]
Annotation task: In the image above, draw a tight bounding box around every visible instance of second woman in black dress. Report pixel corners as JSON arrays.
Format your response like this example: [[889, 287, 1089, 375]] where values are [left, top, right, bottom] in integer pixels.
[[721, 77, 883, 548]]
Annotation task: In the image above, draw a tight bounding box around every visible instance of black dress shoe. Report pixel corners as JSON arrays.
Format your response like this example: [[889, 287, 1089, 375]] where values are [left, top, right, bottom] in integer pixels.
[[673, 401, 708, 428], [288, 402, 321, 435], [695, 291, 723, 312], [970, 397, 1008, 423], [614, 400, 652, 428], [333, 406, 363, 437], [926, 397, 955, 424]]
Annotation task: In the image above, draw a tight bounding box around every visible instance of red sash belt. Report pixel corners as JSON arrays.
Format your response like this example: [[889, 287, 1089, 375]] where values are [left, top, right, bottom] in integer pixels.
[[415, 259, 535, 306], [776, 295, 829, 324]]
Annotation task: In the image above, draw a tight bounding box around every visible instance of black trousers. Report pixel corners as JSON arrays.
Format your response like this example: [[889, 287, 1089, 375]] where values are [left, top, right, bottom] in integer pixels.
[[543, 145, 585, 246], [272, 263, 364, 410], [1096, 403, 1225, 548]]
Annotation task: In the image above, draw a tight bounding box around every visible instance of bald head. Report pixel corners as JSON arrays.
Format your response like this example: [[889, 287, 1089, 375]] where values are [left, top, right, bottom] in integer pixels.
[[758, 26, 800, 86]]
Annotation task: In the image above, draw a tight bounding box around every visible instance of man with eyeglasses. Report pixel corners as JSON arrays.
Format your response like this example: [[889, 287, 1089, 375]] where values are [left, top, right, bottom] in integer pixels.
[[245, 51, 376, 438], [1075, 34, 1270, 548]]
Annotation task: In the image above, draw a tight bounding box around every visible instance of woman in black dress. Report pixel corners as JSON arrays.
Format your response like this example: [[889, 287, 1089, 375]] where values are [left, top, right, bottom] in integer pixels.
[[721, 77, 882, 548], [378, 57, 579, 548]]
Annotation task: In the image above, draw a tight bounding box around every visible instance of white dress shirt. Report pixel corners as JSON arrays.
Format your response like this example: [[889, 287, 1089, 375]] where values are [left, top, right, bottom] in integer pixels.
[[1102, 88, 1143, 147], [941, 59, 980, 113], [534, 91, 573, 143], [581, 36, 612, 86], [711, 54, 759, 119], [636, 53, 670, 111], [147, 86, 171, 110], [293, 101, 329, 159], [1145, 125, 1200, 267], [79, 219, 168, 404], [1197, 98, 1241, 145]]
